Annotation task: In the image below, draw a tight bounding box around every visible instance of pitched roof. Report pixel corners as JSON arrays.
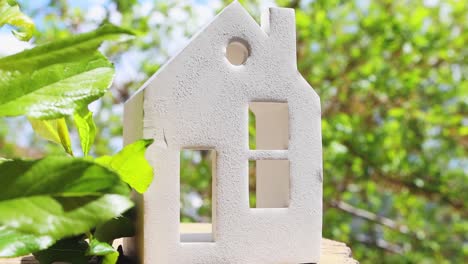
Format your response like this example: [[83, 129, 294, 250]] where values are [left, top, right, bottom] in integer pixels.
[[128, 1, 260, 100]]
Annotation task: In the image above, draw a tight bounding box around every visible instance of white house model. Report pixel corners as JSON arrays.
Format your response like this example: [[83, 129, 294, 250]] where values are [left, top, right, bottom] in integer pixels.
[[123, 1, 323, 263]]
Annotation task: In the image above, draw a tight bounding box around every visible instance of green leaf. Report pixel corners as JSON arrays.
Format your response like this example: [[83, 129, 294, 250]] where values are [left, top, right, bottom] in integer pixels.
[[94, 215, 135, 243], [87, 239, 115, 256], [29, 118, 73, 155], [0, 157, 130, 200], [102, 251, 119, 264], [0, 195, 132, 257], [92, 212, 134, 264], [115, 0, 137, 13], [96, 139, 154, 193], [87, 238, 119, 264], [74, 107, 96, 156], [0, 24, 134, 119], [33, 236, 89, 264], [0, 226, 54, 258], [34, 236, 120, 264], [0, 157, 133, 257], [0, 0, 34, 41], [0, 52, 113, 119]]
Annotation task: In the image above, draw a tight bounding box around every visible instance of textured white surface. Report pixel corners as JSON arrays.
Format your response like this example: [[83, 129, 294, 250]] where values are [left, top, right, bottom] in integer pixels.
[[124, 1, 323, 263]]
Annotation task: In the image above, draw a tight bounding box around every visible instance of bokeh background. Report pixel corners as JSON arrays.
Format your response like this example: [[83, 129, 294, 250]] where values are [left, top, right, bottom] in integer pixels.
[[0, 0, 467, 263]]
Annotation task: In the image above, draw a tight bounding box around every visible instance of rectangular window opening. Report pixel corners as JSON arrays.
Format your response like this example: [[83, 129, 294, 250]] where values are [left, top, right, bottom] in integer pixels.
[[249, 159, 290, 208], [180, 149, 215, 243], [249, 102, 289, 150]]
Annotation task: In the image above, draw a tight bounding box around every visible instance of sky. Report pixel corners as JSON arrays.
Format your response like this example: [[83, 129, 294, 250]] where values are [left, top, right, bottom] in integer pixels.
[[1, 0, 280, 56]]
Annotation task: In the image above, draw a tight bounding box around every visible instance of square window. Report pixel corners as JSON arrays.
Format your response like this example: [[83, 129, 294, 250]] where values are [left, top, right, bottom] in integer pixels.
[[180, 149, 216, 242], [249, 102, 289, 150], [249, 159, 290, 208]]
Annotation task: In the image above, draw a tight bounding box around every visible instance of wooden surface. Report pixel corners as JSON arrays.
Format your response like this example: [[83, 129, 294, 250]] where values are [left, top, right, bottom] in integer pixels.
[[319, 239, 359, 264], [0, 238, 357, 264]]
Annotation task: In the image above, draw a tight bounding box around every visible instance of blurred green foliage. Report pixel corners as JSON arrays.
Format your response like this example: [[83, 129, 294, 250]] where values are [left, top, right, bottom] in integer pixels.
[[1, 0, 466, 263], [180, 149, 214, 223]]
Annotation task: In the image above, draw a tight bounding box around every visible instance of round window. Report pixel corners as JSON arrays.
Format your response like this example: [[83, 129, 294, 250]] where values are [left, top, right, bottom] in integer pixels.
[[226, 40, 249, 65]]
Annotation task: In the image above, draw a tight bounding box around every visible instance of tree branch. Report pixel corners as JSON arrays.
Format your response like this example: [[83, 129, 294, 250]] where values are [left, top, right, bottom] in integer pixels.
[[329, 200, 410, 235], [341, 140, 465, 211], [354, 234, 404, 255], [287, 0, 301, 9], [369, 174, 464, 210]]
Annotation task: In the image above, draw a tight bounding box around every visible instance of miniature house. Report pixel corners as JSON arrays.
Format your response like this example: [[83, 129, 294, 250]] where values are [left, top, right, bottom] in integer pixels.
[[123, 1, 323, 263]]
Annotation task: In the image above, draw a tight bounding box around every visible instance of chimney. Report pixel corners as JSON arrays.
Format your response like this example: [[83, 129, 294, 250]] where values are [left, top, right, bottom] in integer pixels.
[[261, 7, 297, 66]]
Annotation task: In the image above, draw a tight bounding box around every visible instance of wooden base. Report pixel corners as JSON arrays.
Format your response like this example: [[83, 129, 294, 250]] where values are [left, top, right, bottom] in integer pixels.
[[1, 237, 357, 264], [319, 239, 359, 264]]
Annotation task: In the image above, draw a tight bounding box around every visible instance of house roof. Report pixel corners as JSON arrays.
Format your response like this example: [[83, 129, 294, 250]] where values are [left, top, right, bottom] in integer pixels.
[[128, 1, 259, 100], [126, 1, 310, 101]]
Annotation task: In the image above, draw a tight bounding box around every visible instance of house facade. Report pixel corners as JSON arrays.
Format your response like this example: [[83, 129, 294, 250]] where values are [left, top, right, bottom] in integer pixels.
[[123, 2, 323, 263]]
